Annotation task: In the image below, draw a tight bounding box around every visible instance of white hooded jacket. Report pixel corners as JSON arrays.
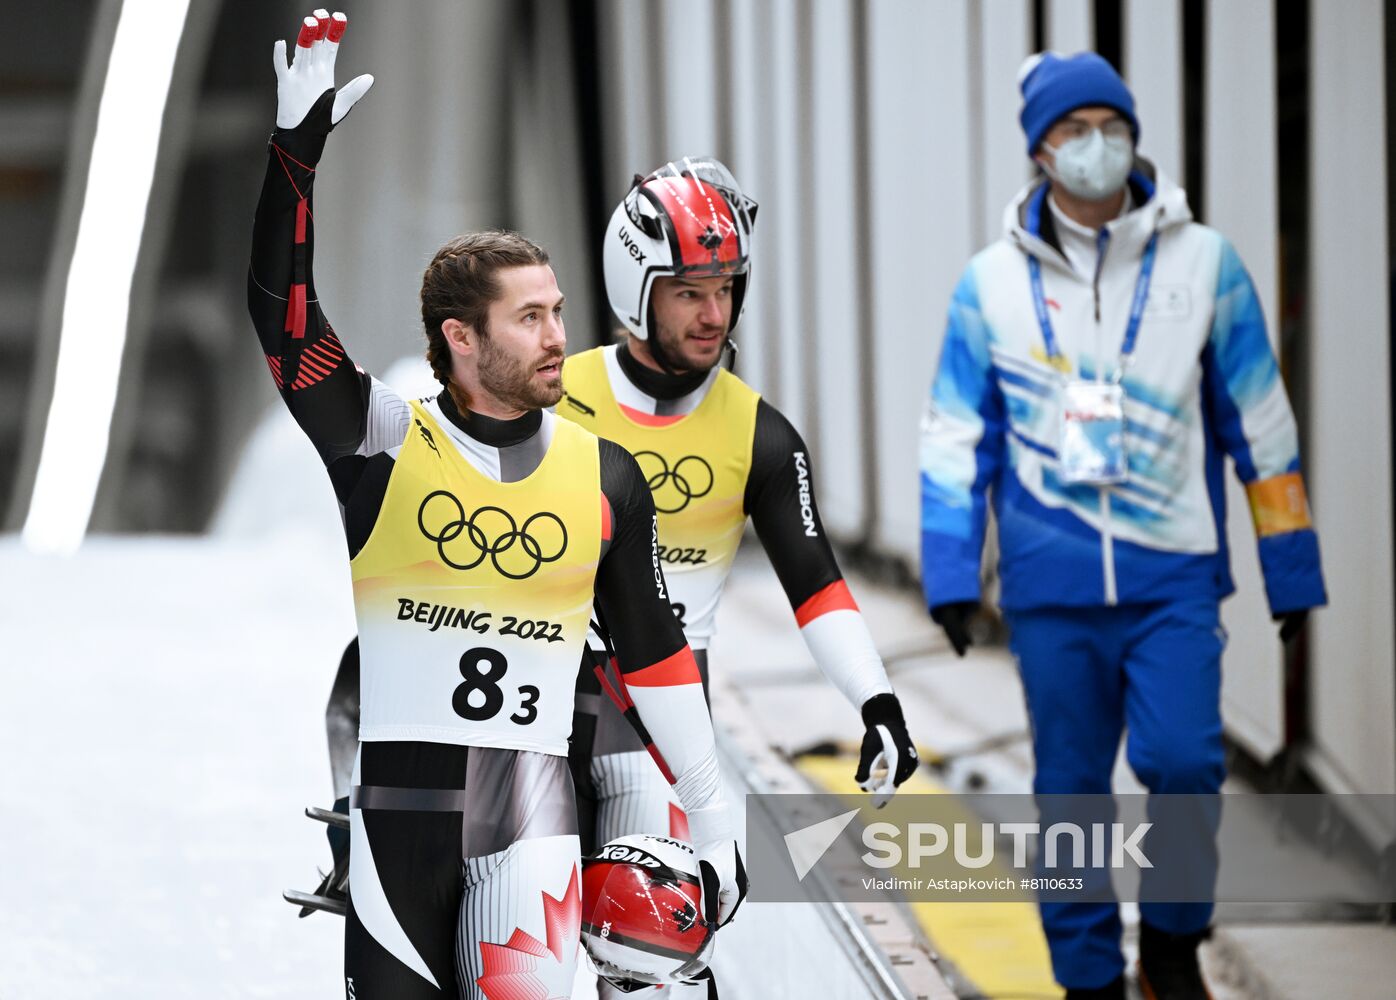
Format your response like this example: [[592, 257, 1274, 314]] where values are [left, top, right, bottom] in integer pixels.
[[919, 161, 1325, 613]]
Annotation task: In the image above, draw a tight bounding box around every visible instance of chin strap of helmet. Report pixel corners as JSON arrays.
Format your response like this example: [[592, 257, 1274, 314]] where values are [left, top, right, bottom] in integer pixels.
[[686, 967, 719, 999], [722, 337, 738, 374]]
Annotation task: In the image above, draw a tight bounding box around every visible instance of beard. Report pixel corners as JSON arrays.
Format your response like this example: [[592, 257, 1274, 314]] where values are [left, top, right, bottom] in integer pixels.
[[477, 333, 565, 410], [652, 322, 727, 373]]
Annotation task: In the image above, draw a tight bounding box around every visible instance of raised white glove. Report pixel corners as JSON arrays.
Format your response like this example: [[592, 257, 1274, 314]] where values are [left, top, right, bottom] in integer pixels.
[[685, 802, 747, 927], [272, 10, 373, 130]]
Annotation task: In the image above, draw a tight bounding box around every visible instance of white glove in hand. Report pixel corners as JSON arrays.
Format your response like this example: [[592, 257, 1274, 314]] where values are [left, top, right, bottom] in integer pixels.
[[685, 802, 747, 928], [272, 10, 373, 130]]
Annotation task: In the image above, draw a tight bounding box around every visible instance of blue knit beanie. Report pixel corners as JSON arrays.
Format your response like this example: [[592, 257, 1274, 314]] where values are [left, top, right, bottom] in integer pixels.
[[1019, 51, 1139, 155]]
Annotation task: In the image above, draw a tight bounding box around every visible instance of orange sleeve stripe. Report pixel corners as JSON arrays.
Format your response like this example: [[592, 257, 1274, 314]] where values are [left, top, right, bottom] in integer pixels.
[[794, 579, 859, 627], [623, 646, 701, 687], [600, 492, 613, 541], [1246, 472, 1314, 537]]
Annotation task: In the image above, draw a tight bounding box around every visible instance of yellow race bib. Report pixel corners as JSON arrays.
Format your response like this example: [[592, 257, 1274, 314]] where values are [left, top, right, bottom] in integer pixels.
[[350, 402, 602, 755], [559, 347, 759, 646]]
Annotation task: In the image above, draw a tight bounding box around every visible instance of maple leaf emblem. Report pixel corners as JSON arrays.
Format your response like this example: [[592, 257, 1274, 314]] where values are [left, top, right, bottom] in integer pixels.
[[476, 866, 581, 1000]]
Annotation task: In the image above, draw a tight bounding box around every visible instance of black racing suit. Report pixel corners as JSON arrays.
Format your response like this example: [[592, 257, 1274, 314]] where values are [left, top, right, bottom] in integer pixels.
[[248, 91, 717, 999]]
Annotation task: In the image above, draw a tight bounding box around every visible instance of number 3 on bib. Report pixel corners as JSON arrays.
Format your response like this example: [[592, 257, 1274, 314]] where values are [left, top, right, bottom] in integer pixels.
[[452, 647, 539, 726]]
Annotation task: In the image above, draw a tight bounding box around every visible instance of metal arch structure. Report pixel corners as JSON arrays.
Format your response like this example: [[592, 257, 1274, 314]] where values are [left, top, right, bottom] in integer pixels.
[[5, 0, 124, 532], [88, 0, 226, 533], [7, 0, 238, 536]]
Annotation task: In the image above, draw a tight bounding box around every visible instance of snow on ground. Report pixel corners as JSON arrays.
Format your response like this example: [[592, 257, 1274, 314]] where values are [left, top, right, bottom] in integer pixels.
[[0, 535, 354, 998], [2, 391, 375, 998]]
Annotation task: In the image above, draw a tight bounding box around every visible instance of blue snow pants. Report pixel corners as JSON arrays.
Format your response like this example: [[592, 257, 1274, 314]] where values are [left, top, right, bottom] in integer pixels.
[[1005, 597, 1228, 990]]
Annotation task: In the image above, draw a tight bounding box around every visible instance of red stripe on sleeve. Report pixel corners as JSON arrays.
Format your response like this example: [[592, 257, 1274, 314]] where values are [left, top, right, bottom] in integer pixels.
[[286, 284, 307, 338], [668, 803, 690, 841], [623, 646, 701, 687], [646, 744, 677, 785], [794, 578, 859, 628], [301, 344, 335, 369], [304, 340, 342, 367], [294, 197, 308, 244], [296, 352, 332, 378], [600, 493, 613, 542]]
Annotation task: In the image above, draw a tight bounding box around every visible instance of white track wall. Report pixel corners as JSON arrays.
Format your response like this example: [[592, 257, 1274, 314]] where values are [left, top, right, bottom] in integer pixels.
[[1307, 1, 1396, 816], [1204, 0, 1287, 762], [1123, 0, 1182, 183], [808, 0, 866, 538], [868, 0, 975, 563], [1046, 0, 1094, 53], [975, 2, 1033, 249], [724, 0, 770, 397]]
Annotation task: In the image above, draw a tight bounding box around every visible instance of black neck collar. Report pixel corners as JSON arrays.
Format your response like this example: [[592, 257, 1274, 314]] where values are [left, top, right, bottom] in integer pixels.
[[616, 341, 710, 402], [437, 389, 542, 447]]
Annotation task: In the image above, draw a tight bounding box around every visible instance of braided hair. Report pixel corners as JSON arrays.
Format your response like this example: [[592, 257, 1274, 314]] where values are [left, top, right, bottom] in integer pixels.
[[420, 231, 550, 388]]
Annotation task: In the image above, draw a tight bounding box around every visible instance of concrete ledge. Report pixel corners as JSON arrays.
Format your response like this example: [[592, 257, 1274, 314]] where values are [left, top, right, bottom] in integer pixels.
[[1207, 924, 1396, 1000], [712, 675, 957, 1000]]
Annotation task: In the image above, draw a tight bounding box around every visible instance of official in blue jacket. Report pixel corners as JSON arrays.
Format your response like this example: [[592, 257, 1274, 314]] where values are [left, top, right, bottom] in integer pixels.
[[919, 53, 1326, 1000]]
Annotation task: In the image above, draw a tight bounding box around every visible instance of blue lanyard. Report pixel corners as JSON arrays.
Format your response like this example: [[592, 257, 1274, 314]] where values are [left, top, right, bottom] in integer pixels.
[[1027, 230, 1160, 381]]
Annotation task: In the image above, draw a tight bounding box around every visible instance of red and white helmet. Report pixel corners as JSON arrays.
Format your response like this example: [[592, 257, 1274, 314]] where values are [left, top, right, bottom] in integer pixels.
[[602, 156, 757, 342], [581, 834, 716, 991]]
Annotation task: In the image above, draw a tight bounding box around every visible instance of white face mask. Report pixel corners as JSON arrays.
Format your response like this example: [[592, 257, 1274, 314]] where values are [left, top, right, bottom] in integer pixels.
[[1040, 129, 1134, 201]]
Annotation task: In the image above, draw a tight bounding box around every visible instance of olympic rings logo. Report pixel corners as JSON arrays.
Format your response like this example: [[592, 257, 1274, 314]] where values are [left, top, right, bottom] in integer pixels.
[[633, 451, 714, 514], [417, 490, 568, 580]]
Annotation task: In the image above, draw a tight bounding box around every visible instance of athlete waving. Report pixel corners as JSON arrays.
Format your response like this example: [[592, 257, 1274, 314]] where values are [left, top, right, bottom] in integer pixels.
[[560, 158, 919, 994], [248, 15, 743, 996]]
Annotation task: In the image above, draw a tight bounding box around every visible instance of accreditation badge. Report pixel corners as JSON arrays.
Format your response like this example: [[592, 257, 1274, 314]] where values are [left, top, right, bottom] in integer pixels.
[[1058, 381, 1127, 485]]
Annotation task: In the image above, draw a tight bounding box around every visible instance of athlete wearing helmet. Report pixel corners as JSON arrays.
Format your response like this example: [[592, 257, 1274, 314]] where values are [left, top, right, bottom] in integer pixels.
[[599, 158, 754, 375], [247, 15, 743, 996], [562, 158, 920, 994]]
